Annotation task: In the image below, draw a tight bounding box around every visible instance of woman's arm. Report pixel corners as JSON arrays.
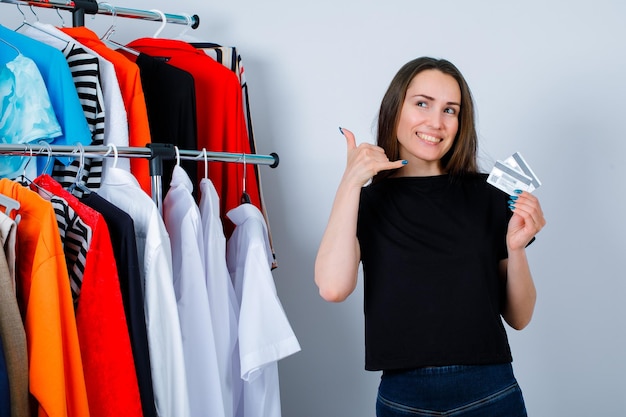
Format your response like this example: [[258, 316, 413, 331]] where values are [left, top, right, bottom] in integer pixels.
[[314, 128, 406, 302], [314, 179, 362, 302], [500, 191, 546, 330]]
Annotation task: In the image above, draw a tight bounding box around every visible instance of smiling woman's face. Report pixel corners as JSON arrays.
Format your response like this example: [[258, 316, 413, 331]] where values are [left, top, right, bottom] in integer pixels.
[[395, 69, 461, 176]]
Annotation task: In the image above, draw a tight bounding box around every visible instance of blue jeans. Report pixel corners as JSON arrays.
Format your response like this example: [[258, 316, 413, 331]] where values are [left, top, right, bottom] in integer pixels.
[[376, 363, 527, 417]]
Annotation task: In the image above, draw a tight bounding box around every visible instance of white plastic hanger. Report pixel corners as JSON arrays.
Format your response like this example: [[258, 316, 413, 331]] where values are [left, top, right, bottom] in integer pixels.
[[0, 193, 20, 223], [202, 148, 208, 179], [107, 143, 119, 169], [174, 145, 181, 167], [150, 9, 167, 38]]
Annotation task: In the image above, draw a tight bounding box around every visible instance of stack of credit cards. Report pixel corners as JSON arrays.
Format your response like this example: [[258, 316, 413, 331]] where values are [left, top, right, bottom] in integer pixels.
[[487, 152, 541, 195]]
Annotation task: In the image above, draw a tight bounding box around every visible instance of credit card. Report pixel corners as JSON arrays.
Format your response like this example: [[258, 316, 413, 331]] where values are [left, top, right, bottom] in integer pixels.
[[487, 160, 534, 196], [502, 152, 541, 192]]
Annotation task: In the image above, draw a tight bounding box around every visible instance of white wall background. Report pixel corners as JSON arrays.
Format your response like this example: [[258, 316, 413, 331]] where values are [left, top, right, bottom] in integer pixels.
[[2, 1, 625, 416]]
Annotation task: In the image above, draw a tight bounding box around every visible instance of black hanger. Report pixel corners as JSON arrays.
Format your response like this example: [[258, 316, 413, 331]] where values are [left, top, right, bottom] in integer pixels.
[[241, 153, 251, 204]]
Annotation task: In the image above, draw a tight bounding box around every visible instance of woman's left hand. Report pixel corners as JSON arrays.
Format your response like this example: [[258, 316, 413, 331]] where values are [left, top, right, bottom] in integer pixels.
[[507, 191, 546, 251]]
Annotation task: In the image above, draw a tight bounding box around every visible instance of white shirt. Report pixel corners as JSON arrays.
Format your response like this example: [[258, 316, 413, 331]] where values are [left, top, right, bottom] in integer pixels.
[[226, 204, 301, 417], [163, 166, 225, 417], [199, 178, 239, 417], [23, 22, 131, 174], [98, 167, 190, 417]]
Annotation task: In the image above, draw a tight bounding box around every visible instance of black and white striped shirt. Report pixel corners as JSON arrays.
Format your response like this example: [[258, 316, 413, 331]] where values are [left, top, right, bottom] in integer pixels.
[[52, 43, 106, 193], [50, 194, 92, 306]]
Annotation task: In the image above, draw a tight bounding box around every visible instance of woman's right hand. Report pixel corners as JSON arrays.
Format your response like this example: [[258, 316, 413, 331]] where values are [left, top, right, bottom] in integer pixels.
[[314, 128, 406, 302], [340, 127, 406, 187]]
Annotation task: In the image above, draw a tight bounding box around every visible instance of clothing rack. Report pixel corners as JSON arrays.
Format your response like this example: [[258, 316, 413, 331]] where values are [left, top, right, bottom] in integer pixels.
[[0, 0, 200, 29], [0, 143, 279, 211]]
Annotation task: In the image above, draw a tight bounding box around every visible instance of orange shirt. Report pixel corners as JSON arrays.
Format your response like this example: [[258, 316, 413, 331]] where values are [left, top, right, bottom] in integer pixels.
[[60, 27, 152, 194], [0, 179, 90, 417]]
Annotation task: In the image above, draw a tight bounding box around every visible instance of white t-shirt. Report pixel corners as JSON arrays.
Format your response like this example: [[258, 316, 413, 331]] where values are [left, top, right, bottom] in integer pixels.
[[226, 203, 301, 417]]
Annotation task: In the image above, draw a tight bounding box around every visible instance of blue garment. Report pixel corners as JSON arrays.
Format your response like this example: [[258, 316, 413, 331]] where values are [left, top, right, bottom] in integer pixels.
[[376, 363, 527, 417], [0, 51, 62, 178], [0, 333, 10, 417], [0, 25, 91, 173]]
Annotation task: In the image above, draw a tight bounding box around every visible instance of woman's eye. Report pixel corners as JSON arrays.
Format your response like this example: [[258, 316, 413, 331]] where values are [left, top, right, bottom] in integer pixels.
[[444, 107, 456, 115], [417, 101, 427, 108]]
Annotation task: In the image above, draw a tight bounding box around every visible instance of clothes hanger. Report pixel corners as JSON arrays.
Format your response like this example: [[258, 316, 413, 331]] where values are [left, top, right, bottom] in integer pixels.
[[202, 148, 208, 179], [15, 5, 43, 33], [99, 3, 140, 56], [13, 3, 69, 46], [176, 12, 202, 43], [174, 146, 181, 167], [175, 13, 192, 39], [55, 6, 66, 28], [107, 143, 119, 169], [0, 37, 20, 60], [28, 5, 39, 23], [67, 143, 91, 195], [16, 144, 54, 199], [173, 12, 197, 41], [13, 3, 31, 32], [15, 144, 34, 187], [0, 192, 20, 224], [99, 2, 117, 41], [150, 9, 167, 38], [240, 153, 251, 204], [37, 140, 53, 174]]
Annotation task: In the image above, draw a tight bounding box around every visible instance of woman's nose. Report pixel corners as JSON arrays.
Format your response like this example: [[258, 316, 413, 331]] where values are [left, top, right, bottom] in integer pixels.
[[427, 110, 443, 129]]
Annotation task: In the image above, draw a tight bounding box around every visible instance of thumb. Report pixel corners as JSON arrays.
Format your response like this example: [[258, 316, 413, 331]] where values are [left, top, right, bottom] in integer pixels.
[[339, 127, 357, 151]]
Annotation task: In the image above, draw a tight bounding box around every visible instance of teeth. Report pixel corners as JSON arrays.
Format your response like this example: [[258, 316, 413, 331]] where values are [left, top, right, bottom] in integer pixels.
[[417, 133, 441, 143]]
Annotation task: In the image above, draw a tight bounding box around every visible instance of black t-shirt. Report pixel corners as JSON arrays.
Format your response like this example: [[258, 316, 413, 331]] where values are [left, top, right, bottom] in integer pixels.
[[357, 173, 513, 371]]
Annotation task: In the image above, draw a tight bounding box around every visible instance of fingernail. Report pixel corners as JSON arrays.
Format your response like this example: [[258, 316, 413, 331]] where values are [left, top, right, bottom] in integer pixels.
[[339, 127, 344, 135], [509, 205, 516, 211], [402, 160, 408, 165], [509, 195, 518, 200], [514, 189, 523, 194]]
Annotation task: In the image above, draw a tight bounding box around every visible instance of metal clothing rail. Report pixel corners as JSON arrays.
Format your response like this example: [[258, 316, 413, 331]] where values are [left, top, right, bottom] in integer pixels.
[[0, 143, 279, 211], [0, 0, 200, 29], [0, 144, 279, 166]]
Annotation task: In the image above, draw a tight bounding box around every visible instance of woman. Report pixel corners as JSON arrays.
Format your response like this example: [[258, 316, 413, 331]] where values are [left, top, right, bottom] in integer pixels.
[[314, 57, 545, 416]]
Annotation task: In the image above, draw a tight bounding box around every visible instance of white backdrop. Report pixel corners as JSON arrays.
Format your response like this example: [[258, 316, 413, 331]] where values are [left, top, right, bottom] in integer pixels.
[[2, 1, 625, 416]]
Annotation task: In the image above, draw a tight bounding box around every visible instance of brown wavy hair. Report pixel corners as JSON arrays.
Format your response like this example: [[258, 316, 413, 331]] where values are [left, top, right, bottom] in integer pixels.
[[372, 57, 479, 183]]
